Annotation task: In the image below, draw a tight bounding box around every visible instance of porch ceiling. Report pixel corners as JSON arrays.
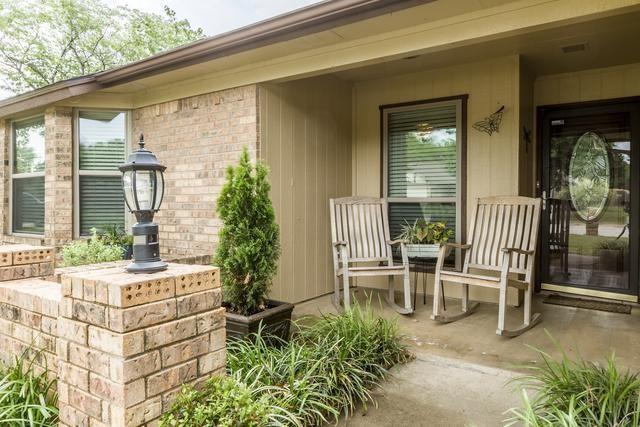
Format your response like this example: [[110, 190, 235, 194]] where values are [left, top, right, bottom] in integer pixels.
[[331, 10, 640, 81]]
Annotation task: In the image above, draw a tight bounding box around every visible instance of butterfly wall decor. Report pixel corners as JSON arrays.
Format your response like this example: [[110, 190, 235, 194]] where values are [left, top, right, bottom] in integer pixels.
[[473, 105, 504, 135]]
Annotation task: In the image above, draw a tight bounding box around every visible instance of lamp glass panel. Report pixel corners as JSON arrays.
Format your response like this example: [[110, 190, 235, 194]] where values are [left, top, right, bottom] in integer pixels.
[[135, 170, 155, 211], [123, 170, 136, 211], [154, 171, 164, 210]]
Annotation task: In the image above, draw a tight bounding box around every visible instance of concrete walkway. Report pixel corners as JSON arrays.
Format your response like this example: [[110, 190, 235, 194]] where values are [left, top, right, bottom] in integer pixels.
[[339, 354, 520, 427]]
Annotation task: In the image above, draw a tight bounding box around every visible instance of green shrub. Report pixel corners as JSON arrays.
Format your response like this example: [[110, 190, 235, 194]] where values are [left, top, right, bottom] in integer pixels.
[[60, 228, 124, 267], [214, 147, 280, 316], [96, 224, 133, 247], [160, 376, 270, 427], [0, 351, 58, 426], [507, 341, 640, 426]]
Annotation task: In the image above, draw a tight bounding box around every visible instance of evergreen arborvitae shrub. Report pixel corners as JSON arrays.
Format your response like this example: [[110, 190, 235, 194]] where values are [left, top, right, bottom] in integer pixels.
[[215, 147, 280, 316]]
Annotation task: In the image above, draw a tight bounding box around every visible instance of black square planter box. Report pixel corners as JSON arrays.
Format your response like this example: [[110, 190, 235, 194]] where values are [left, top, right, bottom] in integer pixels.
[[225, 299, 294, 343]]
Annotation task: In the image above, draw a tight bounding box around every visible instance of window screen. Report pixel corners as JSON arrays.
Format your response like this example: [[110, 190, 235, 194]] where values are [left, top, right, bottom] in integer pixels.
[[384, 101, 460, 241], [12, 117, 45, 234], [77, 111, 126, 235]]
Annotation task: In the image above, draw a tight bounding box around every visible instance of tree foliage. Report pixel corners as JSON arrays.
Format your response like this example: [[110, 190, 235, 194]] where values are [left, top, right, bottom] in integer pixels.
[[0, 0, 204, 95], [215, 148, 280, 316]]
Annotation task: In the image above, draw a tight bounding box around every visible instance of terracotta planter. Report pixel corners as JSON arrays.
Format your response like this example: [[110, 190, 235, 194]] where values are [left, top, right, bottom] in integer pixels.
[[225, 299, 294, 343], [405, 243, 440, 258]]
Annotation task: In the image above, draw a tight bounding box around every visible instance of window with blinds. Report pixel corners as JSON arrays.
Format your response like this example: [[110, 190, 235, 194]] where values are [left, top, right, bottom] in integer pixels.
[[76, 111, 126, 236], [12, 117, 45, 234], [383, 100, 461, 241]]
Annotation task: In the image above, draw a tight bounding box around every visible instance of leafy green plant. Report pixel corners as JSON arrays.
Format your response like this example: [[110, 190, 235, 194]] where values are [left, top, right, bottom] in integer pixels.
[[160, 376, 270, 427], [0, 1, 204, 95], [60, 228, 124, 267], [397, 219, 453, 244], [215, 147, 280, 316], [0, 350, 58, 426], [96, 224, 133, 247], [597, 239, 628, 251], [507, 338, 640, 426]]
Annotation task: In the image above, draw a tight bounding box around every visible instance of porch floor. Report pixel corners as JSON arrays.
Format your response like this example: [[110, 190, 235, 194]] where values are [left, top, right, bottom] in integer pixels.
[[294, 288, 640, 372], [295, 289, 640, 425]]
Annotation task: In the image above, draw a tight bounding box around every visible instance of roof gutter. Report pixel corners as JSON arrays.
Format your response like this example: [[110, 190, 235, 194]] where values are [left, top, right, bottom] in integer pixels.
[[0, 0, 433, 118]]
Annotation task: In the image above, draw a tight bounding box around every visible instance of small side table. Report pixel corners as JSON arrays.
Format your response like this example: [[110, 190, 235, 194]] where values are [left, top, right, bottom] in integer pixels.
[[407, 257, 446, 312]]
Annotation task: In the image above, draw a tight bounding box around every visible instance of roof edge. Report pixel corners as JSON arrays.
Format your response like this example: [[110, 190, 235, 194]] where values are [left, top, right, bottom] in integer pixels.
[[0, 0, 433, 118]]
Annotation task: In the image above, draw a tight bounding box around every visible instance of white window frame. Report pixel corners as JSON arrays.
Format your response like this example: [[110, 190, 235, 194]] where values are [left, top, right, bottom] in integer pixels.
[[382, 98, 464, 265], [73, 108, 132, 238], [9, 115, 46, 237]]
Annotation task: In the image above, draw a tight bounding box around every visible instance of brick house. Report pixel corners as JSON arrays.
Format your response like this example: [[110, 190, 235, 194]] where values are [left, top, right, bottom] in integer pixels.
[[2, 0, 640, 305]]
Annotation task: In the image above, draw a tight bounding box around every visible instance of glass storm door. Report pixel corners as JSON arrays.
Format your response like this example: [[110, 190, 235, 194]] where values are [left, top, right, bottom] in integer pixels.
[[539, 101, 640, 300]]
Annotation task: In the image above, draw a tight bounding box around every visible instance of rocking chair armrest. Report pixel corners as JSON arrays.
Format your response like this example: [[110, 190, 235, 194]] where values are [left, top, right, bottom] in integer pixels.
[[501, 247, 534, 256], [387, 239, 409, 246]]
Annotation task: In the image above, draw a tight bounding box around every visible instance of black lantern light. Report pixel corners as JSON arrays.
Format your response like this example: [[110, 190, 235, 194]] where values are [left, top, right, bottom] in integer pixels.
[[119, 134, 168, 273]]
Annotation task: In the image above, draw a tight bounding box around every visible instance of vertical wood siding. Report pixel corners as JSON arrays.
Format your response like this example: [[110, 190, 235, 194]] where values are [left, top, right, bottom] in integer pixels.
[[259, 76, 352, 303], [351, 55, 523, 303], [353, 55, 521, 234]]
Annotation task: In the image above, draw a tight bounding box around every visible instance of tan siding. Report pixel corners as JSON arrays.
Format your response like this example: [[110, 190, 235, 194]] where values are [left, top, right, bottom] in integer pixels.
[[260, 76, 352, 303], [535, 62, 640, 106], [352, 55, 522, 304], [519, 61, 535, 197], [354, 55, 521, 224]]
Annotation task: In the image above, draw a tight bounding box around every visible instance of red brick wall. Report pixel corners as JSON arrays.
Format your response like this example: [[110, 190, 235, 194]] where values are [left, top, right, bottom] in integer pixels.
[[133, 85, 259, 257]]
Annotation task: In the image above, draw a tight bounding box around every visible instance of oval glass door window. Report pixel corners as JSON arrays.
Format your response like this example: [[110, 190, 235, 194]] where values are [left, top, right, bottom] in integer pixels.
[[568, 131, 610, 222]]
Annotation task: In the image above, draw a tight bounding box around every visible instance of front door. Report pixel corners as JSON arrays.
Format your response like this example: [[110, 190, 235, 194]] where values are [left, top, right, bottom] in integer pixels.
[[539, 99, 640, 301]]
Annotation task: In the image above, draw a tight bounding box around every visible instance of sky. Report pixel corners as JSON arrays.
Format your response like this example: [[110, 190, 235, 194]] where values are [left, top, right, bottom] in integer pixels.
[[0, 0, 319, 99], [108, 0, 319, 36]]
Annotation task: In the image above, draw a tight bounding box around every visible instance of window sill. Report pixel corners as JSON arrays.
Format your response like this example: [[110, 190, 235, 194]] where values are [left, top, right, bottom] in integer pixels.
[[10, 232, 45, 239]]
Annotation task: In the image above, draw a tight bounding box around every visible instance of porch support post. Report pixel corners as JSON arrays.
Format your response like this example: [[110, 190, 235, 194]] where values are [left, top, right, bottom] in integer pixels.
[[44, 106, 73, 248]]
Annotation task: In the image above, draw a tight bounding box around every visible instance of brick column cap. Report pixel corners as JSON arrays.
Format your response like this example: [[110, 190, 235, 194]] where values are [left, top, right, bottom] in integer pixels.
[[0, 244, 54, 266], [61, 263, 219, 308]]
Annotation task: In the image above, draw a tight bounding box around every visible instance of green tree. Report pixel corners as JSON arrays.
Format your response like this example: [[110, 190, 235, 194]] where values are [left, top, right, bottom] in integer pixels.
[[215, 148, 280, 316], [0, 0, 204, 95]]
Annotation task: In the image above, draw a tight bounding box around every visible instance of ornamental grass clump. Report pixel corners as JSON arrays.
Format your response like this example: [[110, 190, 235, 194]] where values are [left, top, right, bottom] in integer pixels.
[[226, 302, 412, 426], [0, 351, 58, 426], [215, 147, 280, 316], [162, 302, 411, 426], [507, 338, 640, 426]]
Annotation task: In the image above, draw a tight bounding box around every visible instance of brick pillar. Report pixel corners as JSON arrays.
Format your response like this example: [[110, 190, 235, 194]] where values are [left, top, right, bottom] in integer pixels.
[[44, 106, 73, 248], [57, 263, 225, 427], [0, 120, 10, 236]]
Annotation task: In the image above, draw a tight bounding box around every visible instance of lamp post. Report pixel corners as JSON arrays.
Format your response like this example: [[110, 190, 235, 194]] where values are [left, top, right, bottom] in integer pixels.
[[119, 134, 168, 273]]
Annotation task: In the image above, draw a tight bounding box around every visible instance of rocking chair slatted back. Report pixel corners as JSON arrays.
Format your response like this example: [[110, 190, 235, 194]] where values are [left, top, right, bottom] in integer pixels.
[[330, 197, 391, 263], [466, 196, 541, 275], [548, 198, 571, 250]]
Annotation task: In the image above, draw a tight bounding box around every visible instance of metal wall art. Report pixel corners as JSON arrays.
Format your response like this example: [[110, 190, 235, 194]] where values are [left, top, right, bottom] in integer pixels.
[[473, 105, 504, 135]]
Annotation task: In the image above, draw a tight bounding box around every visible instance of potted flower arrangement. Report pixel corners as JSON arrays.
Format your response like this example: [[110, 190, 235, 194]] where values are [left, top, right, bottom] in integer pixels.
[[397, 219, 454, 258], [215, 147, 293, 342]]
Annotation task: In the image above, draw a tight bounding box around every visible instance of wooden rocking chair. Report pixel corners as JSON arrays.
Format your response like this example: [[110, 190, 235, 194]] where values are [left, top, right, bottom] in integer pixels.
[[329, 197, 412, 314], [431, 196, 542, 336]]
